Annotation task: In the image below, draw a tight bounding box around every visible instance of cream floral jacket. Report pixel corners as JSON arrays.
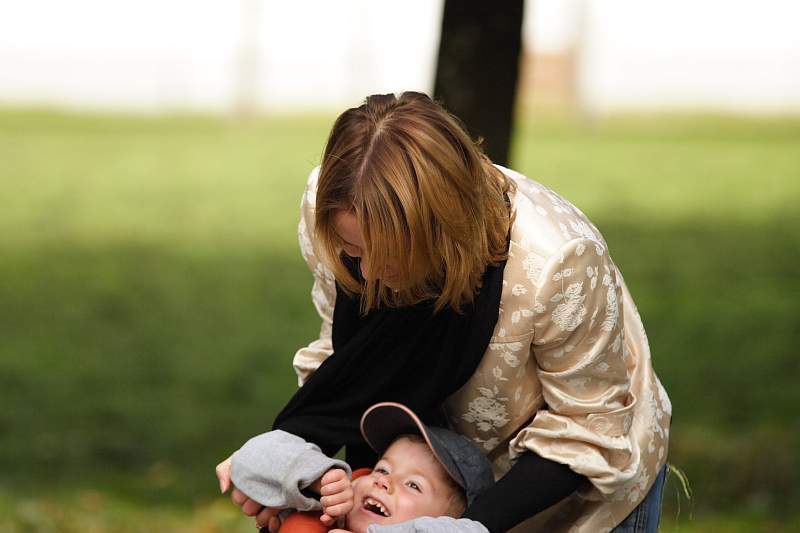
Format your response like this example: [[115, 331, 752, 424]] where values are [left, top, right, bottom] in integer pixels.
[[292, 166, 671, 532]]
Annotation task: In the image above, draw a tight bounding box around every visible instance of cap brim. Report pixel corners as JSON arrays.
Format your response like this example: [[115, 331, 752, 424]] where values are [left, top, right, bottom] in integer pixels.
[[360, 402, 429, 454], [360, 402, 462, 485]]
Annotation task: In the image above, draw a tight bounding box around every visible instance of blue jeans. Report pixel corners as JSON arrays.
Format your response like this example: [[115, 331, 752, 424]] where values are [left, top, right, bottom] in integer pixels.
[[611, 464, 668, 533]]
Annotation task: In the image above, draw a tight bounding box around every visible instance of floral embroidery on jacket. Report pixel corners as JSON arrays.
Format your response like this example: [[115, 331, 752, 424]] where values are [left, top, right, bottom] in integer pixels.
[[551, 281, 587, 332], [462, 385, 511, 434]]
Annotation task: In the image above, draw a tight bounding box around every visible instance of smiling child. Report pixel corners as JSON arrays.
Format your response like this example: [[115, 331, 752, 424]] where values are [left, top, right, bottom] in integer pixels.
[[231, 402, 494, 532]]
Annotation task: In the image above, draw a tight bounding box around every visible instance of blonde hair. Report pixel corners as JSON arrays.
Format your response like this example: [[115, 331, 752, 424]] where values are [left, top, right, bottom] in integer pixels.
[[315, 92, 515, 313]]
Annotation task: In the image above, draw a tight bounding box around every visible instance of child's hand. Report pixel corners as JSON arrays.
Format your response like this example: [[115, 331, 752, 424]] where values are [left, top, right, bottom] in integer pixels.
[[317, 468, 354, 526]]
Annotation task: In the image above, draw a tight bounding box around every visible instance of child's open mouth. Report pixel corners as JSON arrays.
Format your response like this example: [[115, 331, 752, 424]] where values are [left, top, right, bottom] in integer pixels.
[[362, 496, 391, 518]]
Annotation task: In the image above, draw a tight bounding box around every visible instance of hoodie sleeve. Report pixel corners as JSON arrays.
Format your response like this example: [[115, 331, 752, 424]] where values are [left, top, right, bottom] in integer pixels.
[[367, 517, 490, 533], [231, 429, 352, 511]]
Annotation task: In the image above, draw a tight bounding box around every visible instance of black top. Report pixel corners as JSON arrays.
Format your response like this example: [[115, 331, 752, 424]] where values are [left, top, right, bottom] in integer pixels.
[[273, 254, 507, 458]]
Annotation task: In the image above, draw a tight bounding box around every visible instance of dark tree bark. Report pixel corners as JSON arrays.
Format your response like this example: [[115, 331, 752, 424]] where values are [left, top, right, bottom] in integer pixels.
[[433, 0, 524, 167]]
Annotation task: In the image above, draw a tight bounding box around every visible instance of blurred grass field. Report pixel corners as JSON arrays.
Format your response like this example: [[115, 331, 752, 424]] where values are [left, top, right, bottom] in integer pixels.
[[1, 107, 799, 531]]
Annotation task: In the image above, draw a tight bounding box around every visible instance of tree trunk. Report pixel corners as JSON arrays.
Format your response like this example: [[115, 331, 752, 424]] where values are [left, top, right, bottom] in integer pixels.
[[433, 0, 524, 167]]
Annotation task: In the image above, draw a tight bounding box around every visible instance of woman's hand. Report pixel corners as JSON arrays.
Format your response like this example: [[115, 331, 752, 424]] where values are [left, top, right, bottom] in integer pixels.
[[316, 468, 354, 526], [216, 455, 282, 531]]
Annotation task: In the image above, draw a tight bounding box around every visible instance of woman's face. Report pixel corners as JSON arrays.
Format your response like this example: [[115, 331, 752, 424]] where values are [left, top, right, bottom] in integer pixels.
[[333, 211, 398, 286]]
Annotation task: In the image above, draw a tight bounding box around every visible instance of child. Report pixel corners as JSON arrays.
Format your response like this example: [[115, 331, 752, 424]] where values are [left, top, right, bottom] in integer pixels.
[[231, 402, 494, 533]]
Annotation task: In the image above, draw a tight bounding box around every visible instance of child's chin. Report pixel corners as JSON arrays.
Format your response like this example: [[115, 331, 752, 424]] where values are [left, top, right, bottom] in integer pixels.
[[344, 518, 369, 533], [346, 513, 384, 533]]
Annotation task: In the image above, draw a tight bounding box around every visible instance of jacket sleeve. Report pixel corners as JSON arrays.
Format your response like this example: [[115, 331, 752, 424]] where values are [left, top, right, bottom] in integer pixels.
[[292, 166, 337, 386], [510, 237, 638, 496], [231, 429, 352, 511], [368, 517, 490, 533]]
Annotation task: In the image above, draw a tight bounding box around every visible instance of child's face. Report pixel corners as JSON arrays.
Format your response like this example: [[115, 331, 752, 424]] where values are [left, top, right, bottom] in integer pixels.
[[345, 437, 457, 533]]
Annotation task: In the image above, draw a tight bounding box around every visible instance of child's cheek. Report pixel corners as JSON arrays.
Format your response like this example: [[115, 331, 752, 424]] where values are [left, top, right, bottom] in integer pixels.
[[350, 476, 368, 505]]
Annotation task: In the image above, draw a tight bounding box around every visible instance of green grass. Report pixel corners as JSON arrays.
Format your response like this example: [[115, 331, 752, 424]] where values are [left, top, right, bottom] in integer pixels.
[[1, 107, 799, 529], [0, 486, 798, 533]]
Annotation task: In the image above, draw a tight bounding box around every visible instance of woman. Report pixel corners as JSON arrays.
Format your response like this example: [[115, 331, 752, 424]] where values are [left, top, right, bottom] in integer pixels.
[[217, 92, 671, 532]]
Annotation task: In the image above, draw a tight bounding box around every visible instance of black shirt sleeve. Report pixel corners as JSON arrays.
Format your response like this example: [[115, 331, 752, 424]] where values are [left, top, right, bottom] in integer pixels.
[[462, 451, 585, 533]]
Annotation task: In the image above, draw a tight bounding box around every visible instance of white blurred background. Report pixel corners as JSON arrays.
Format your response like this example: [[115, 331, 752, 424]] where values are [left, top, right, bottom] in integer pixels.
[[0, 0, 798, 114]]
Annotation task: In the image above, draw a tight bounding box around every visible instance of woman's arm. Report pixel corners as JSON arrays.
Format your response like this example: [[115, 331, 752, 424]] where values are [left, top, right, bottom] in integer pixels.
[[510, 237, 638, 496], [463, 236, 637, 530], [293, 165, 336, 385]]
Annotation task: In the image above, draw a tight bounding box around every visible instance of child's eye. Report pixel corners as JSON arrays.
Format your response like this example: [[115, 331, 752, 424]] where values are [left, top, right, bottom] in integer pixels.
[[406, 481, 421, 492], [374, 467, 389, 475]]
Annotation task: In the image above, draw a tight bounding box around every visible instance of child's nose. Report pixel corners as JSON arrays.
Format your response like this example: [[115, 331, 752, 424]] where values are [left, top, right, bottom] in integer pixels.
[[374, 474, 393, 493]]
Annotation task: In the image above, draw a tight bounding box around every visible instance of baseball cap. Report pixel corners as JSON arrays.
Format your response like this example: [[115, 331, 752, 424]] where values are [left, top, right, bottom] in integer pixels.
[[360, 402, 494, 506]]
